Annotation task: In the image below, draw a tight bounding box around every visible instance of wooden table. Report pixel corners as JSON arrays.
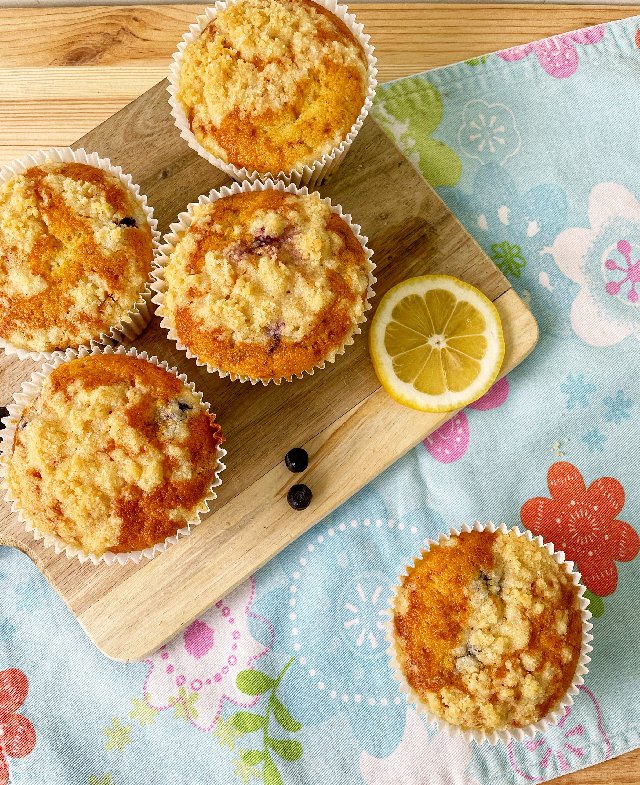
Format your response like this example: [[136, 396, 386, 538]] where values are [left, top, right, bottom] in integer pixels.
[[0, 4, 637, 782]]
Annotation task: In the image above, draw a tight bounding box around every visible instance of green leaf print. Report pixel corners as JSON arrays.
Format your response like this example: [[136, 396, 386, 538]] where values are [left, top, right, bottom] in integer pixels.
[[584, 588, 605, 617], [490, 241, 527, 278], [236, 670, 276, 696], [241, 750, 266, 766], [263, 757, 284, 785], [268, 738, 303, 762], [233, 712, 267, 733], [226, 659, 303, 785], [373, 76, 462, 188], [234, 756, 262, 784], [465, 55, 488, 66], [271, 696, 302, 732]]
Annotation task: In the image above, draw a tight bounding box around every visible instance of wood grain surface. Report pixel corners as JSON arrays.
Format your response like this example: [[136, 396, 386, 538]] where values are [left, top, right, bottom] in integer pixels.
[[0, 79, 537, 659], [0, 4, 639, 163], [0, 4, 637, 781]]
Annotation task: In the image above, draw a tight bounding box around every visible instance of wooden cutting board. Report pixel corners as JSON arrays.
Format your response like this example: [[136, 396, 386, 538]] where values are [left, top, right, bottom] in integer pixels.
[[0, 76, 537, 660]]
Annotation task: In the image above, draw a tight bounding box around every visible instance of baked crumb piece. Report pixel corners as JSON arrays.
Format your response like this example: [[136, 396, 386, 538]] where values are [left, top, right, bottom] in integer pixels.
[[178, 0, 368, 172], [163, 189, 369, 381], [393, 529, 583, 730], [7, 354, 223, 556], [0, 162, 153, 353]]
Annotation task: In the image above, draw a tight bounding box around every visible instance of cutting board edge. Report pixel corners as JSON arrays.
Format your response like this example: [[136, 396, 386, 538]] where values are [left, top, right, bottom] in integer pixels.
[[76, 289, 539, 662]]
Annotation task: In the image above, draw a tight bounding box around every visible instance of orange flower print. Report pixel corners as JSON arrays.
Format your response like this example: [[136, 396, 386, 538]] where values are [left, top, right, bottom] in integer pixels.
[[0, 669, 36, 785], [521, 461, 640, 596], [636, 29, 640, 48]]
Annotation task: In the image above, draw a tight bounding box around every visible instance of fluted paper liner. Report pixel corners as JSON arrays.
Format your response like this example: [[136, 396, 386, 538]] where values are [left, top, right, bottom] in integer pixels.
[[0, 344, 226, 566], [168, 0, 378, 187], [0, 147, 160, 362], [386, 521, 593, 745], [151, 177, 376, 385]]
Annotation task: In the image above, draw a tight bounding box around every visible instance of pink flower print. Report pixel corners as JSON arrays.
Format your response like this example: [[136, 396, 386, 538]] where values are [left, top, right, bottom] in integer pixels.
[[183, 620, 215, 660], [508, 686, 611, 780], [466, 375, 509, 410], [423, 377, 509, 464], [423, 412, 469, 464], [605, 240, 640, 303], [497, 25, 605, 78], [143, 577, 274, 731], [549, 183, 640, 346]]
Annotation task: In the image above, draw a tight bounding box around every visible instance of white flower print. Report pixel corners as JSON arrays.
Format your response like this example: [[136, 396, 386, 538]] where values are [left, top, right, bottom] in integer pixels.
[[143, 578, 273, 731], [549, 182, 640, 346], [457, 100, 521, 165], [339, 573, 389, 656], [360, 708, 480, 785]]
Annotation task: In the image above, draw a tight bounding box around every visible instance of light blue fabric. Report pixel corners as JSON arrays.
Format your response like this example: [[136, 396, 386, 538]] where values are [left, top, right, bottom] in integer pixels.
[[2, 15, 640, 785]]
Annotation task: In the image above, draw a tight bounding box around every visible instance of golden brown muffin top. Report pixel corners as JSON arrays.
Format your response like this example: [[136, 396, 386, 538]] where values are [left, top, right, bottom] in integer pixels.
[[7, 354, 223, 556], [162, 189, 370, 381], [393, 529, 583, 731], [0, 162, 153, 353], [177, 0, 369, 173]]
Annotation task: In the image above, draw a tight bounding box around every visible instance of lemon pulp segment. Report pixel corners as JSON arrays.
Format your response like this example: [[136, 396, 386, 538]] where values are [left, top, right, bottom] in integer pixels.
[[369, 275, 505, 412]]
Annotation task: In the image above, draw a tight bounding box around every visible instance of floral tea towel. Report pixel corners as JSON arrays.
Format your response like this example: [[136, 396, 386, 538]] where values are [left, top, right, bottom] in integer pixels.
[[2, 14, 640, 785]]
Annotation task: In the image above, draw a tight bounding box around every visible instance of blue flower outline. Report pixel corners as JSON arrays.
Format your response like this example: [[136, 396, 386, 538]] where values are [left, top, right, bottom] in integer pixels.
[[250, 488, 448, 757]]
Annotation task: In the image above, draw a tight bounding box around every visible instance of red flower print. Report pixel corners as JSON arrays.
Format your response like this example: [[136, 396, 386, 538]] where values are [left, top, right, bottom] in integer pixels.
[[521, 461, 640, 596], [636, 29, 640, 48], [0, 669, 36, 785]]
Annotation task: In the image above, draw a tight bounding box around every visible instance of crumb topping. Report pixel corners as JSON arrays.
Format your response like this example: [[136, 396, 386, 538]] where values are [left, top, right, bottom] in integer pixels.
[[163, 189, 369, 380], [393, 530, 582, 730], [178, 0, 368, 172], [7, 354, 223, 556], [0, 163, 153, 352]]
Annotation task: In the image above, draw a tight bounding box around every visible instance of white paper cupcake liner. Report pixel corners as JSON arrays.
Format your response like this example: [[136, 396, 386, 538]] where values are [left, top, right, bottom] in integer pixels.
[[168, 0, 378, 187], [150, 177, 376, 385], [0, 147, 161, 363], [386, 521, 593, 745], [0, 344, 226, 566]]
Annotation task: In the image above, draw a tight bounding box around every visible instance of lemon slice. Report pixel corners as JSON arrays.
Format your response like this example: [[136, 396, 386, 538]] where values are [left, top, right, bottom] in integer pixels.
[[369, 275, 505, 412]]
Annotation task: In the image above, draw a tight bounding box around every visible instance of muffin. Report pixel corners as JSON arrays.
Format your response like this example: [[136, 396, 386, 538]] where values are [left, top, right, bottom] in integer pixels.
[[5, 352, 224, 558], [154, 185, 374, 383], [0, 160, 154, 354], [391, 527, 587, 735], [172, 0, 375, 181]]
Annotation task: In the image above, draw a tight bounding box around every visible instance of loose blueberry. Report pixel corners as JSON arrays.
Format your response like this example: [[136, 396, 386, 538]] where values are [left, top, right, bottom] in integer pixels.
[[117, 216, 137, 228], [287, 483, 312, 510], [285, 447, 308, 473], [0, 406, 8, 429]]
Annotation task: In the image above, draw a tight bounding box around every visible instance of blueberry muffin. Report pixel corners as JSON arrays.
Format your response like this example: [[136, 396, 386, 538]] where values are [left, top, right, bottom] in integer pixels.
[[176, 0, 369, 174], [392, 529, 583, 731], [6, 354, 223, 557], [0, 162, 153, 353], [159, 188, 371, 381]]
